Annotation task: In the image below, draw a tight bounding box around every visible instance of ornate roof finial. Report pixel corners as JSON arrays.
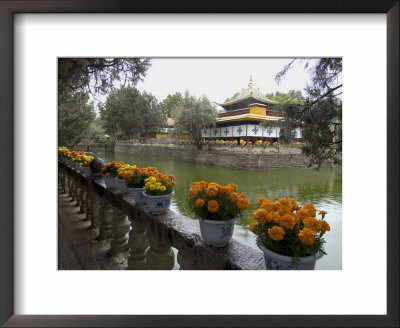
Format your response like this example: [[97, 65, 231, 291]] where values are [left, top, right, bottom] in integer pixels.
[[248, 76, 253, 89]]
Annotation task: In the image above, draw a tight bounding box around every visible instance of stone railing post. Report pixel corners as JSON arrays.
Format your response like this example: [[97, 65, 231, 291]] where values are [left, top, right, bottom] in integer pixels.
[[109, 206, 130, 256], [99, 200, 113, 241], [88, 158, 103, 229], [146, 231, 174, 270], [127, 216, 148, 270], [177, 248, 200, 270]]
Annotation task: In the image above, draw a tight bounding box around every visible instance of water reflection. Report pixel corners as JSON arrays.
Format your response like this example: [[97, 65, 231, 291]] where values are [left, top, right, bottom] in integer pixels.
[[88, 148, 342, 269]]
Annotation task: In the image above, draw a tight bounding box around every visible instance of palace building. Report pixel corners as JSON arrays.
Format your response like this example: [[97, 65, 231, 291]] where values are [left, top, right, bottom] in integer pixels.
[[201, 77, 302, 143]]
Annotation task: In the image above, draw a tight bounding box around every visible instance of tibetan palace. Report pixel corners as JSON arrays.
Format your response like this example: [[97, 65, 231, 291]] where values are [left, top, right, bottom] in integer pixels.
[[202, 78, 302, 144]]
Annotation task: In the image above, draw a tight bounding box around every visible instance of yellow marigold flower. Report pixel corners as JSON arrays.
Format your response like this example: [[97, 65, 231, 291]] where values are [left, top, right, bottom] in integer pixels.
[[302, 203, 316, 217], [249, 221, 257, 233], [319, 220, 331, 232], [298, 228, 315, 245], [150, 185, 156, 191], [278, 213, 297, 230], [303, 217, 321, 231], [268, 226, 285, 241], [253, 208, 268, 224], [195, 198, 205, 207], [160, 186, 166, 192], [207, 200, 219, 213], [229, 192, 239, 202], [237, 198, 250, 210], [188, 188, 199, 198]]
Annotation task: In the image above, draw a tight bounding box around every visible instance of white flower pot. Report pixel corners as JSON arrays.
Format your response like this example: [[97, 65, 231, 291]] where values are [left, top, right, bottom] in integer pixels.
[[127, 187, 146, 205], [144, 192, 172, 215], [103, 176, 117, 189], [197, 216, 237, 247], [115, 178, 128, 193], [257, 239, 324, 270]]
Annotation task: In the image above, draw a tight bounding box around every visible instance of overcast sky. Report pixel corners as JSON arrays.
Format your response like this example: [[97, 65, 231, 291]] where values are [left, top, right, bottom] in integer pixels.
[[91, 58, 318, 111], [135, 58, 314, 104]]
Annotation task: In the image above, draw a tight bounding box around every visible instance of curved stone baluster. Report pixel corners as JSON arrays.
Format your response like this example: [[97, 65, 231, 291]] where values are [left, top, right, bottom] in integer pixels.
[[88, 158, 104, 229], [109, 207, 130, 256], [98, 201, 113, 240], [177, 248, 200, 270], [127, 217, 148, 270], [146, 233, 174, 270]]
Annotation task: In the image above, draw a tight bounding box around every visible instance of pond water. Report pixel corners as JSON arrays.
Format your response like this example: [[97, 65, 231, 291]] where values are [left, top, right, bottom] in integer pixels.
[[89, 147, 342, 270]]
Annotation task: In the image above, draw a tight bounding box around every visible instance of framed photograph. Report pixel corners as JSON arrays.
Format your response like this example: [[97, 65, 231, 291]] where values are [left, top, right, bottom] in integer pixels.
[[1, 1, 398, 327]]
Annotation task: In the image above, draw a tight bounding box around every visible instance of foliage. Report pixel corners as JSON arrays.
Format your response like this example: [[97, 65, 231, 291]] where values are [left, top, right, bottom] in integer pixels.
[[188, 181, 250, 221], [58, 58, 151, 99], [159, 92, 184, 118], [87, 117, 106, 139], [266, 90, 304, 104], [144, 175, 176, 196], [264, 58, 342, 168], [118, 165, 159, 188], [99, 86, 165, 139], [173, 92, 217, 149], [58, 91, 96, 148], [249, 197, 330, 259]]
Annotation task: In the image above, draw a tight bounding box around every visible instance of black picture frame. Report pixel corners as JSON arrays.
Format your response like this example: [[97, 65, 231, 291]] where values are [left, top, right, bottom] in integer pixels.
[[0, 1, 398, 327]]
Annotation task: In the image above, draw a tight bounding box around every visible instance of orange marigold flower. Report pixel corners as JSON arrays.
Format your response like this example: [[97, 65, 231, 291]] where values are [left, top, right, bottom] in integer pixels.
[[219, 186, 230, 195], [257, 197, 269, 206], [278, 213, 297, 230], [229, 192, 239, 202], [188, 188, 199, 198], [302, 203, 316, 217], [237, 198, 250, 210], [195, 198, 205, 207], [207, 200, 219, 213], [303, 217, 321, 231], [206, 186, 219, 197], [268, 226, 285, 241], [168, 175, 175, 179], [318, 210, 328, 219], [253, 208, 268, 223], [105, 172, 111, 178], [228, 183, 237, 192], [298, 228, 315, 245], [168, 181, 176, 186], [296, 208, 310, 222], [319, 220, 331, 232], [249, 221, 257, 233], [266, 211, 280, 223]]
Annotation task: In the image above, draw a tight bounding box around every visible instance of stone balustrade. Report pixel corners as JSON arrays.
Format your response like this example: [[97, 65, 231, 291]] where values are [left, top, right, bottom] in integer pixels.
[[58, 158, 266, 270]]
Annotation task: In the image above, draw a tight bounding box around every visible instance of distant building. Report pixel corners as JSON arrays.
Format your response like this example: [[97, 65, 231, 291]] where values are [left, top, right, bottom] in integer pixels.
[[202, 77, 302, 143]]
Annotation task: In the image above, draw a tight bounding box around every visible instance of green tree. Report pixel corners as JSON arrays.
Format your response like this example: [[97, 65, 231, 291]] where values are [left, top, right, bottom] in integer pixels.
[[266, 58, 342, 168], [173, 92, 217, 149], [58, 91, 96, 147], [136, 91, 166, 137], [266, 90, 304, 104], [99, 86, 165, 139], [58, 58, 151, 100], [159, 92, 184, 118]]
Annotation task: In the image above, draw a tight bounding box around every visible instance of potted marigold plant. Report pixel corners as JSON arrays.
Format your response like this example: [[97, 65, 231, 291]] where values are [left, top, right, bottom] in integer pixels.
[[74, 153, 94, 176], [101, 161, 125, 189], [249, 197, 330, 270], [119, 166, 159, 205], [143, 174, 176, 214], [115, 163, 137, 193], [188, 181, 250, 247]]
